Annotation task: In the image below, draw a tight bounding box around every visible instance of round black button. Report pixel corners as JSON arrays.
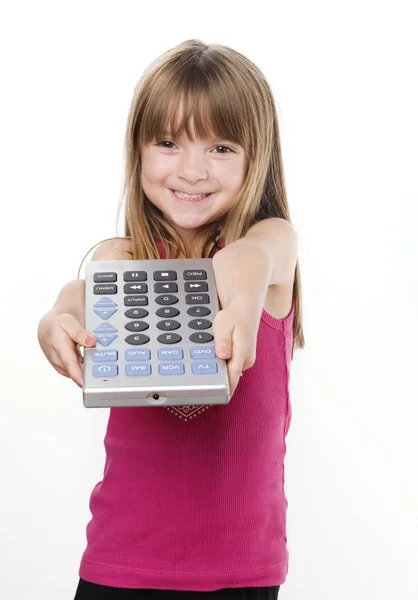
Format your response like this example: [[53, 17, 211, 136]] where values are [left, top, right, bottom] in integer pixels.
[[157, 333, 182, 344], [156, 306, 180, 318], [188, 318, 212, 330], [125, 308, 149, 319], [189, 332, 214, 343], [187, 306, 211, 317], [156, 319, 181, 331], [125, 334, 150, 345], [155, 294, 179, 306], [125, 321, 150, 332]]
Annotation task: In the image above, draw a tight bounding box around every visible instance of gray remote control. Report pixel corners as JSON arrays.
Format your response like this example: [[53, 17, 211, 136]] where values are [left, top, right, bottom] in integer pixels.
[[83, 258, 231, 408]]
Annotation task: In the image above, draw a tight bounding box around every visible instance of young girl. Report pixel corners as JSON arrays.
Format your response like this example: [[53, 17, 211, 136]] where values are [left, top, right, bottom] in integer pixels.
[[38, 39, 304, 600]]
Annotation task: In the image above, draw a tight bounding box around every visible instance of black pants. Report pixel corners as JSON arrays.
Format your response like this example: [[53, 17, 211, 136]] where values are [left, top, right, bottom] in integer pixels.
[[74, 578, 280, 599]]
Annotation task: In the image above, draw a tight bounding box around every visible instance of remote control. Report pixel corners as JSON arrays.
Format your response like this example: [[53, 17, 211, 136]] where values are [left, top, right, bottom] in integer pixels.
[[83, 258, 231, 408]]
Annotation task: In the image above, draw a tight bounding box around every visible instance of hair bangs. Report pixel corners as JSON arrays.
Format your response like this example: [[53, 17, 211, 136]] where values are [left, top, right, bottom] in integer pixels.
[[140, 77, 250, 156]]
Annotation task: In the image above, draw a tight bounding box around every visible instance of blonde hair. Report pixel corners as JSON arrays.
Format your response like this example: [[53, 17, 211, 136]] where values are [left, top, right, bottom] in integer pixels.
[[78, 39, 305, 356]]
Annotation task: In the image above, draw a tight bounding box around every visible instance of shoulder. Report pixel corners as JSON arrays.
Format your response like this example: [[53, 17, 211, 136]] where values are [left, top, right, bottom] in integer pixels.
[[91, 237, 133, 261]]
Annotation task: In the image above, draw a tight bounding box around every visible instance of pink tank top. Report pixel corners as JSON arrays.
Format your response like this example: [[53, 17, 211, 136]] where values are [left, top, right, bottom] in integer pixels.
[[79, 240, 295, 591]]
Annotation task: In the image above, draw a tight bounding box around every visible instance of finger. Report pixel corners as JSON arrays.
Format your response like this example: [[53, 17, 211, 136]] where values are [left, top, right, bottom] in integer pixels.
[[212, 311, 233, 359], [58, 314, 97, 348], [52, 336, 85, 388], [217, 337, 232, 359], [59, 350, 84, 388], [226, 361, 244, 397]]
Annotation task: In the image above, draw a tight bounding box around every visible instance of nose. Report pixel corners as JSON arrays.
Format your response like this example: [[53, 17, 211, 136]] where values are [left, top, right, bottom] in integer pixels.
[[177, 149, 208, 184]]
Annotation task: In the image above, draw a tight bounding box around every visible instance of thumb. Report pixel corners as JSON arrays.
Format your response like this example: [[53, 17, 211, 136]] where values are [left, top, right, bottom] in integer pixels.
[[212, 310, 233, 359]]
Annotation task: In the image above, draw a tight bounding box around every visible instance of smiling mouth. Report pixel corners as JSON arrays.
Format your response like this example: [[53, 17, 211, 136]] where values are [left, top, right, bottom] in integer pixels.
[[170, 189, 213, 202]]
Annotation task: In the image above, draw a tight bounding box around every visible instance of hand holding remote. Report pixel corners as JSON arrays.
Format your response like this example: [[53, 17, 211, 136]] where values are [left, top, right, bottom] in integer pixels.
[[212, 302, 258, 397], [38, 313, 97, 388]]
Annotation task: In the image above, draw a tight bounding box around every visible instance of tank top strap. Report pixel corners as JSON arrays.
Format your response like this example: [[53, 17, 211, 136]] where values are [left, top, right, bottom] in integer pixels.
[[155, 238, 166, 259]]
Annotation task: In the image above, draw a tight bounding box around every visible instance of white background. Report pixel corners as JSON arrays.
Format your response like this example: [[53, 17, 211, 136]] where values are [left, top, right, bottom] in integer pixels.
[[1, 1, 417, 598]]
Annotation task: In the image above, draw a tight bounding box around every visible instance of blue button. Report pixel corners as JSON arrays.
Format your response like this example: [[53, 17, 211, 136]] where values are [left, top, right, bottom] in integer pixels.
[[158, 363, 185, 375], [125, 348, 151, 361], [94, 322, 118, 334], [94, 296, 117, 307], [190, 346, 215, 359], [93, 364, 118, 377], [93, 308, 117, 320], [191, 361, 218, 374], [96, 334, 118, 346], [126, 364, 152, 376], [158, 347, 184, 360], [92, 349, 118, 362]]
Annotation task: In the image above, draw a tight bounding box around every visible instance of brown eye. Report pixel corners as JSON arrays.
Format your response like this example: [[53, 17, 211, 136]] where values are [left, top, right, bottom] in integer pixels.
[[212, 145, 233, 154], [157, 140, 176, 149]]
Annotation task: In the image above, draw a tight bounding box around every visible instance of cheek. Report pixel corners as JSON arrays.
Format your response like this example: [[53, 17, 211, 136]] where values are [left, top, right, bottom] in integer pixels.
[[141, 153, 169, 183], [224, 169, 246, 194], [221, 158, 247, 189]]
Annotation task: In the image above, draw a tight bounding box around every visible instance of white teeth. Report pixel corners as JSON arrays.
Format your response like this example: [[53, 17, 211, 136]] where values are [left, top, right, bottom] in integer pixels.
[[173, 190, 209, 200]]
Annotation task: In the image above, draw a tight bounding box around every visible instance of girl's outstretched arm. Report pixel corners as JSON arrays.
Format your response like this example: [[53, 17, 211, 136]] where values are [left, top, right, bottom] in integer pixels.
[[235, 217, 299, 287], [211, 218, 298, 396]]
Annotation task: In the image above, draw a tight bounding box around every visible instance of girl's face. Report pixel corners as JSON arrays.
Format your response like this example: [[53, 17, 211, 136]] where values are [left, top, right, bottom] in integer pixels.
[[140, 120, 248, 244]]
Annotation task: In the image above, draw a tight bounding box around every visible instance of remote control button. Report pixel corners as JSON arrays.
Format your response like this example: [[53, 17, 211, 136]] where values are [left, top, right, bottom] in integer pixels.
[[157, 332, 182, 344], [187, 306, 211, 317], [154, 281, 178, 293], [94, 284, 117, 295], [190, 346, 216, 359], [183, 270, 207, 280], [154, 270, 177, 281], [124, 295, 148, 306], [186, 293, 210, 305], [125, 334, 150, 345], [124, 271, 147, 281], [156, 306, 180, 318], [124, 308, 149, 319], [158, 348, 183, 360], [96, 334, 118, 346], [125, 348, 151, 361], [92, 349, 118, 362], [191, 361, 218, 374], [94, 272, 117, 283], [158, 363, 185, 375], [93, 322, 118, 334], [157, 319, 181, 331], [188, 318, 212, 330], [93, 364, 118, 377], [189, 332, 214, 343], [124, 283, 148, 294], [184, 281, 208, 292], [125, 321, 150, 332], [94, 308, 117, 320], [94, 296, 117, 308], [155, 294, 179, 306], [126, 364, 152, 376]]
